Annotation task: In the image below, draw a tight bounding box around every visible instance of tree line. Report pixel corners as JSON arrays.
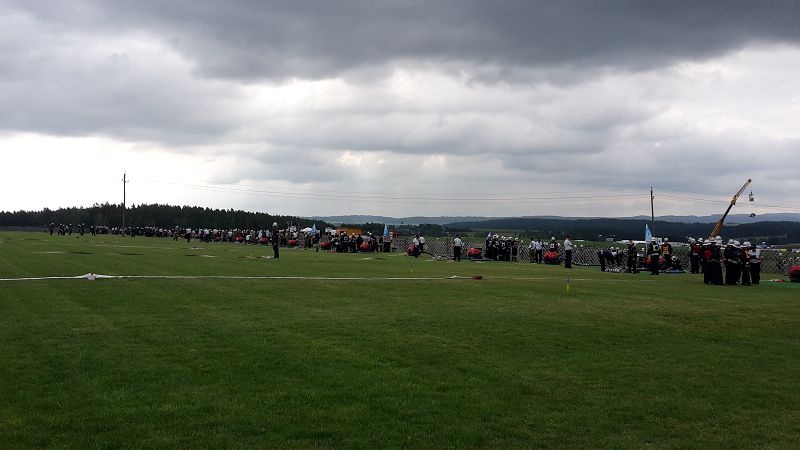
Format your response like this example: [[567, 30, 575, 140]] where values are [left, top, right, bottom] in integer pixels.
[[0, 203, 331, 231]]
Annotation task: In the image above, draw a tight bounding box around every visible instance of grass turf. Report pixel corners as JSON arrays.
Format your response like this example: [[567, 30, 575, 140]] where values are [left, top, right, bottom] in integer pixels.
[[1, 231, 799, 448]]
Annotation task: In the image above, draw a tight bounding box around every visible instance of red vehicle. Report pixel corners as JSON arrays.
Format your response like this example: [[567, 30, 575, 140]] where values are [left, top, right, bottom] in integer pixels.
[[543, 251, 561, 265], [790, 265, 800, 282]]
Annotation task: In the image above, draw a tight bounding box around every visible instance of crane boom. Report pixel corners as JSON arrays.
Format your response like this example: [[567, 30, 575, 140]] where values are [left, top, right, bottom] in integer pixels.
[[708, 178, 751, 240]]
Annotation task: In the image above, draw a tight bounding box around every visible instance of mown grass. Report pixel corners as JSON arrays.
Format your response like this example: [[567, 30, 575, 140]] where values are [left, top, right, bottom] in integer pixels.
[[1, 232, 799, 448]]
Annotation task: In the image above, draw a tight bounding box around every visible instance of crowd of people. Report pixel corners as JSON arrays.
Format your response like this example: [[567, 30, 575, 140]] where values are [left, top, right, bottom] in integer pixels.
[[42, 221, 766, 285], [484, 235, 521, 261], [453, 233, 764, 286], [47, 223, 114, 236], [327, 231, 387, 253], [689, 237, 763, 286], [637, 236, 762, 285]]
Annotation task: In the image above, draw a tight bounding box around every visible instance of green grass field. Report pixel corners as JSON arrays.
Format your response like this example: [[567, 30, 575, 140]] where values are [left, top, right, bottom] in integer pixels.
[[1, 231, 799, 448]]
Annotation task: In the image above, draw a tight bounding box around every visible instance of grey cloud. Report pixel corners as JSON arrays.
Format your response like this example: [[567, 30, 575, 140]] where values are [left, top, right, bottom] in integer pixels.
[[8, 0, 800, 82], [0, 11, 246, 145]]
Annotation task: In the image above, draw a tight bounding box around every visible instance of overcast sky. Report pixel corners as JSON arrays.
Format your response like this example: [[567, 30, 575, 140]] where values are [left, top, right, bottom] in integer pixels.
[[2, 0, 799, 218]]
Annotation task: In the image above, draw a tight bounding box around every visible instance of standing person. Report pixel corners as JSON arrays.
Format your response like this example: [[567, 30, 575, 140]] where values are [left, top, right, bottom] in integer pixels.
[[660, 238, 673, 268], [710, 238, 725, 285], [689, 238, 701, 274], [724, 240, 739, 285], [534, 238, 543, 263], [648, 237, 661, 275], [702, 240, 713, 284], [740, 242, 752, 286], [384, 232, 393, 252], [271, 222, 280, 259], [563, 235, 574, 269], [626, 240, 638, 273], [453, 235, 462, 261], [528, 239, 536, 263], [749, 242, 762, 285], [412, 235, 420, 258], [418, 235, 426, 253]]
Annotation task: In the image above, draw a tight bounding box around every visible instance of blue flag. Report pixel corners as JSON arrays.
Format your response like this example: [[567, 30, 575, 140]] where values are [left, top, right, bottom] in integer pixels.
[[383, 224, 389, 237], [311, 224, 317, 235], [645, 224, 652, 243]]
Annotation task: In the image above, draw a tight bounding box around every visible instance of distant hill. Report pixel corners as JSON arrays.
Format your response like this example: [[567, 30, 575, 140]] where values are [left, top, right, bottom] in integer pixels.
[[308, 215, 498, 225], [311, 213, 800, 226]]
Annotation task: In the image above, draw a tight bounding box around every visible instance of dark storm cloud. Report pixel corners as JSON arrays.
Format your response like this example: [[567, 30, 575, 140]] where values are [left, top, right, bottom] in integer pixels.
[[8, 0, 800, 82], [130, 0, 800, 80]]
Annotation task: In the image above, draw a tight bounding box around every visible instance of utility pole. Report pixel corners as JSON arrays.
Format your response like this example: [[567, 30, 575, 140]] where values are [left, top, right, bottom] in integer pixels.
[[122, 172, 128, 236], [650, 187, 655, 237]]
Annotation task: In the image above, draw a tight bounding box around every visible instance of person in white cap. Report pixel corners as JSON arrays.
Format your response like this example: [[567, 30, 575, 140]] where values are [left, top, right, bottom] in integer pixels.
[[648, 237, 661, 275], [724, 239, 739, 285], [660, 238, 673, 267], [740, 242, 752, 286]]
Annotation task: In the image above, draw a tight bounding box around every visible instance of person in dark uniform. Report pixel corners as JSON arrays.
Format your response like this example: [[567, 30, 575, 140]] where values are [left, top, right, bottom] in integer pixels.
[[724, 240, 739, 285], [626, 240, 638, 273], [548, 237, 558, 253], [702, 240, 713, 284], [598, 248, 607, 272], [689, 238, 701, 274], [740, 242, 752, 286], [648, 238, 661, 275], [660, 238, 673, 269], [271, 222, 280, 259], [698, 238, 707, 274], [709, 238, 724, 285]]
